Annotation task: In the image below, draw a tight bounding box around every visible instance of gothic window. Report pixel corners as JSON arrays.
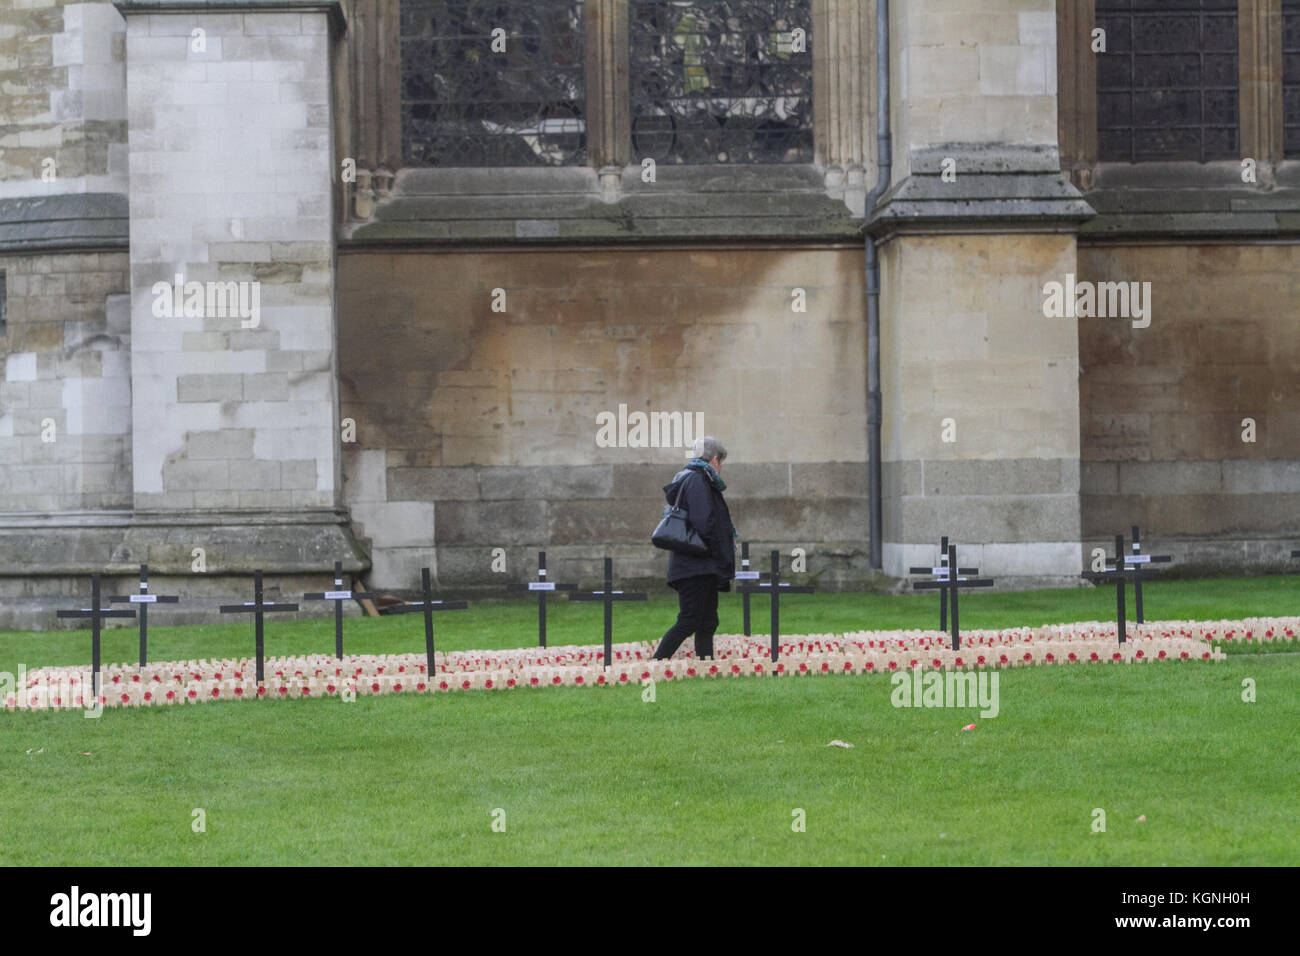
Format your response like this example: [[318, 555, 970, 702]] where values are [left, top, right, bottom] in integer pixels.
[[1096, 0, 1239, 163], [400, 0, 586, 167], [628, 0, 813, 164], [1283, 0, 1300, 155]]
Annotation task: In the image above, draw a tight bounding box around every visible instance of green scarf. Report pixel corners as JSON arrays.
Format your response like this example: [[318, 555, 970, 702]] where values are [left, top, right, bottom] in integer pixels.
[[688, 458, 726, 491]]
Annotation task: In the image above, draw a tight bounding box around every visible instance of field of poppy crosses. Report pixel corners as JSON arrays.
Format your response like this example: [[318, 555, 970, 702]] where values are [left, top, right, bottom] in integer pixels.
[[1, 575, 1297, 866]]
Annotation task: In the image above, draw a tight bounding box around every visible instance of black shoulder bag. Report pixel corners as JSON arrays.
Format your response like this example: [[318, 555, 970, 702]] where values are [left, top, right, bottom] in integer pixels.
[[651, 478, 710, 557]]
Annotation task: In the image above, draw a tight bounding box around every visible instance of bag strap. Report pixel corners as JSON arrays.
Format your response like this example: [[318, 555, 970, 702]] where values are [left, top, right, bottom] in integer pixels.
[[671, 475, 687, 509]]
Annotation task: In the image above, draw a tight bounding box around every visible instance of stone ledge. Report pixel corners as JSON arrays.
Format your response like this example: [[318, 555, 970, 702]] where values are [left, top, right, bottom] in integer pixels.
[[112, 0, 346, 33], [1081, 160, 1300, 239], [345, 164, 862, 245], [0, 510, 368, 575], [0, 194, 129, 253]]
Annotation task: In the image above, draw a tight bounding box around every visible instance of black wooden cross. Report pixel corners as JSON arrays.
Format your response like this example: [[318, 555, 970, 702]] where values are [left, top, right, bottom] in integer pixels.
[[1113, 525, 1172, 624], [109, 564, 180, 667], [1082, 534, 1136, 644], [734, 541, 761, 636], [912, 543, 994, 650], [733, 550, 815, 663], [56, 574, 135, 698], [506, 550, 575, 647], [909, 535, 979, 632], [567, 557, 647, 669], [386, 567, 468, 676], [303, 560, 375, 659], [219, 570, 300, 683]]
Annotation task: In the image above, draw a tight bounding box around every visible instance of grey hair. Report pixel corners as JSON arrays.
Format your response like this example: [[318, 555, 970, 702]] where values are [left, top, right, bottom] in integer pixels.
[[691, 435, 727, 463]]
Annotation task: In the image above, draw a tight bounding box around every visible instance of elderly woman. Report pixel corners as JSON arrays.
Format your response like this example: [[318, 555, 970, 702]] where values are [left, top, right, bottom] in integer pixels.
[[653, 436, 737, 660]]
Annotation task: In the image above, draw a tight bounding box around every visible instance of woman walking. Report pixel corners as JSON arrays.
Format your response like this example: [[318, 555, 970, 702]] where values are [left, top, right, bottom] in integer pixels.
[[653, 436, 736, 660]]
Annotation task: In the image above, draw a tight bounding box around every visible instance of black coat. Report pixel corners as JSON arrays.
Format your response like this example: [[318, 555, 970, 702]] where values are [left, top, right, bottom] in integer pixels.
[[663, 464, 736, 590]]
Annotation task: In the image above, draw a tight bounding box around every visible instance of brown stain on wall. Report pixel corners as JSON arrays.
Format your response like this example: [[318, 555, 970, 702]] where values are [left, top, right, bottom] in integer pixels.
[[337, 246, 870, 469]]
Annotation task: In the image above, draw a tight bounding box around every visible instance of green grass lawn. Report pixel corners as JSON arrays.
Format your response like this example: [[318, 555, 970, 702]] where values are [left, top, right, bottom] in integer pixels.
[[1, 575, 1296, 866]]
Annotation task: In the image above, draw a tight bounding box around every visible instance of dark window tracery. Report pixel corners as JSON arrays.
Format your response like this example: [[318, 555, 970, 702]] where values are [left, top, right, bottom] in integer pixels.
[[628, 0, 813, 164], [1096, 0, 1239, 163], [400, 0, 586, 167]]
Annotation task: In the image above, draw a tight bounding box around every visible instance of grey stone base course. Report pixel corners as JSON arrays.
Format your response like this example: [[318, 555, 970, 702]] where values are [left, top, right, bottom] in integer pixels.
[[884, 541, 1085, 583], [0, 510, 367, 629], [882, 458, 1084, 577], [1079, 536, 1300, 578], [394, 544, 896, 597]]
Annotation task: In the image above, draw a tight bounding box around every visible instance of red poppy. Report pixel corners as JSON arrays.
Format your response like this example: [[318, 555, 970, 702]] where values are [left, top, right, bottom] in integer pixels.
[[552, 676, 562, 685], [572, 676, 581, 685], [865, 662, 874, 671], [709, 665, 719, 675], [392, 683, 401, 693], [595, 675, 604, 685], [144, 692, 153, 701], [211, 688, 220, 697], [687, 668, 696, 676], [888, 661, 897, 670], [529, 677, 539, 686], [1179, 651, 1188, 659], [371, 682, 380, 693], [1136, 650, 1144, 659], [121, 694, 130, 703], [999, 654, 1008, 664], [132, 675, 140, 682], [1157, 650, 1166, 659], [327, 684, 336, 693], [1068, 652, 1077, 662], [440, 680, 449, 690], [1112, 652, 1122, 661], [234, 687, 244, 697], [462, 680, 471, 690], [932, 659, 941, 668], [166, 690, 175, 700]]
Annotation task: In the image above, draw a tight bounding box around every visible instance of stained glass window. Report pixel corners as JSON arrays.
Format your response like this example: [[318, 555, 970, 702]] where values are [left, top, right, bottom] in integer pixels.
[[629, 0, 813, 164], [1283, 0, 1300, 155], [1096, 0, 1239, 163], [400, 0, 586, 167]]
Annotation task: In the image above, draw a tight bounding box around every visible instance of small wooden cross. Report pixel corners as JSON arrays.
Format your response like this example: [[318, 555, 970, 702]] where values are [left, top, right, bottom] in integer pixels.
[[1111, 525, 1172, 624], [567, 557, 647, 669], [109, 564, 180, 667], [909, 535, 979, 633], [386, 567, 468, 676], [1082, 534, 1137, 644], [734, 541, 761, 636], [219, 570, 300, 683], [506, 550, 576, 648], [912, 543, 994, 650], [56, 573, 135, 698], [303, 560, 375, 659], [733, 550, 815, 663]]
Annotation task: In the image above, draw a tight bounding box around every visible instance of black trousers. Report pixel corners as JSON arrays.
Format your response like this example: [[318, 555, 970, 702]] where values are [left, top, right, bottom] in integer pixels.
[[653, 574, 720, 660]]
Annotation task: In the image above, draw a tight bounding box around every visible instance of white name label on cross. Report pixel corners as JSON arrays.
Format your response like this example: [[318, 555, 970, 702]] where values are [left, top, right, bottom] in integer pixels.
[[128, 595, 158, 604], [735, 571, 761, 580], [324, 590, 352, 600], [528, 582, 556, 591], [1123, 555, 1152, 564]]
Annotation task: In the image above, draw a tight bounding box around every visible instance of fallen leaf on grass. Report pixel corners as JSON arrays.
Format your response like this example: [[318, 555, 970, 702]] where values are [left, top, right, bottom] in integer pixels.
[[962, 724, 976, 731], [25, 748, 43, 755], [827, 740, 854, 749], [79, 752, 93, 757], [1136, 814, 1147, 823]]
